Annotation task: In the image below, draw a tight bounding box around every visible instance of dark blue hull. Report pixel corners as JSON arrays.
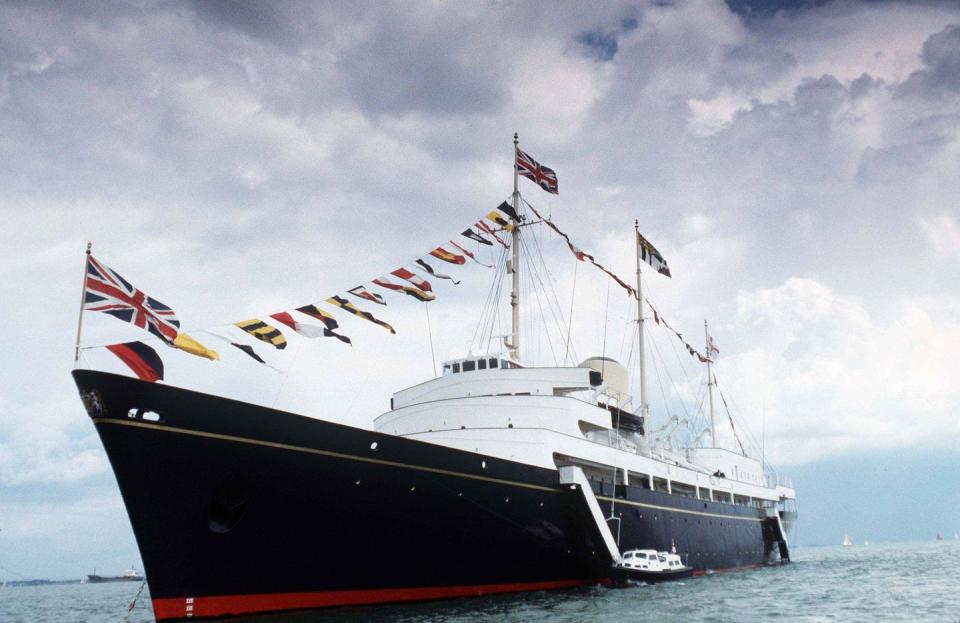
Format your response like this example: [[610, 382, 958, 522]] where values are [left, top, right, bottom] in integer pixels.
[[73, 370, 781, 621]]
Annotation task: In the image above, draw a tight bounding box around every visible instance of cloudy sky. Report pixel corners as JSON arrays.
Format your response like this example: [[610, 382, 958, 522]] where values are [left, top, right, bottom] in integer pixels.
[[1, 0, 959, 579]]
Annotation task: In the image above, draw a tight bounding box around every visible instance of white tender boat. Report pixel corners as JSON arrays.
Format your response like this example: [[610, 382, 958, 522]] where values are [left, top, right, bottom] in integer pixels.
[[612, 549, 694, 584]]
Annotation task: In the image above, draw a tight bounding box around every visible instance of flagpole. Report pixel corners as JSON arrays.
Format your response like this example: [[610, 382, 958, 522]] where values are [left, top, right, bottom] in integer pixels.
[[74, 242, 92, 363], [635, 221, 648, 424], [705, 319, 716, 447], [507, 132, 521, 362]]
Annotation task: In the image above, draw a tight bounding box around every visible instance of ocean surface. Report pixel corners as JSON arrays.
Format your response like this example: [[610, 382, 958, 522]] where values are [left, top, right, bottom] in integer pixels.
[[2, 541, 957, 623]]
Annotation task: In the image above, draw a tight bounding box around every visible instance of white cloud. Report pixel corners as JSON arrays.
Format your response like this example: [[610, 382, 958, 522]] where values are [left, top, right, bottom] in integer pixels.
[[920, 213, 960, 260], [716, 277, 960, 465], [1, 0, 960, 575], [0, 395, 108, 486]]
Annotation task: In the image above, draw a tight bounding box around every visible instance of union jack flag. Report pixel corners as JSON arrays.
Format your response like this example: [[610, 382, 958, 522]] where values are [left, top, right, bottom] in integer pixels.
[[84, 255, 180, 343], [516, 148, 558, 195]]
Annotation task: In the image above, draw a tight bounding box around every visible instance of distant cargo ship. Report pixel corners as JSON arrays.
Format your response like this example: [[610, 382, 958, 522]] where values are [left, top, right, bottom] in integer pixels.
[[86, 568, 143, 583]]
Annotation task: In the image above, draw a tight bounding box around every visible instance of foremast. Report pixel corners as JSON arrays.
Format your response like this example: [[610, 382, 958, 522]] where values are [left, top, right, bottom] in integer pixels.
[[506, 133, 521, 362]]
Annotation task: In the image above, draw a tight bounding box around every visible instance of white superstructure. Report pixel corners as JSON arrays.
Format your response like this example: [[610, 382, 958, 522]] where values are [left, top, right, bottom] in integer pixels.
[[376, 355, 797, 526]]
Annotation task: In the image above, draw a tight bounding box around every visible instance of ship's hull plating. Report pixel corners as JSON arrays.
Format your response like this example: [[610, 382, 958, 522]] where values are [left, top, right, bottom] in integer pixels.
[[73, 370, 778, 621]]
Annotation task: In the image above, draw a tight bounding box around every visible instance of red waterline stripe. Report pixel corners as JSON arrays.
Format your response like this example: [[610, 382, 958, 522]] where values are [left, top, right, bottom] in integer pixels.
[[152, 578, 604, 620]]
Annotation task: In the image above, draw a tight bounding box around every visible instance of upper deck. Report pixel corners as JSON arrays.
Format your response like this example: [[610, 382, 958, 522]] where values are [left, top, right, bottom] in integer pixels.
[[377, 355, 796, 508]]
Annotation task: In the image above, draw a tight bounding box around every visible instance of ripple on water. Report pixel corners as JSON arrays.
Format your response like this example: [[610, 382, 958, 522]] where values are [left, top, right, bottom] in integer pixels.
[[1, 542, 957, 623]]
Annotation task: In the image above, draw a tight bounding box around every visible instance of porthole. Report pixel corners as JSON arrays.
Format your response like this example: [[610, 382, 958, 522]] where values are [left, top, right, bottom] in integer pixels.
[[481, 461, 487, 469], [370, 441, 378, 450]]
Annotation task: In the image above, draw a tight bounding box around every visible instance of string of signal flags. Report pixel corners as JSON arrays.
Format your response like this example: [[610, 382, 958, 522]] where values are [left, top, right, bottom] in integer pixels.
[[77, 145, 713, 382], [76, 201, 525, 382]]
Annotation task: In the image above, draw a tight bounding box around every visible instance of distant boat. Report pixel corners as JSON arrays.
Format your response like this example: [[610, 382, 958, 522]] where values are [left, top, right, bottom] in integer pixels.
[[936, 532, 943, 542], [86, 568, 143, 583], [863, 540, 870, 545], [842, 534, 854, 547]]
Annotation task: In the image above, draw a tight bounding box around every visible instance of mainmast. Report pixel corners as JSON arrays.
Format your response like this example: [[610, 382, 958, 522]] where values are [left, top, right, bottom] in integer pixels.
[[635, 221, 648, 422], [507, 132, 521, 362], [705, 320, 716, 447]]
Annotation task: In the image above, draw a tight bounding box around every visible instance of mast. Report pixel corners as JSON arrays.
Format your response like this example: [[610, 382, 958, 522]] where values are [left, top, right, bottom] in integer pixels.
[[507, 132, 521, 361], [74, 242, 92, 363], [705, 320, 716, 447], [635, 221, 648, 422]]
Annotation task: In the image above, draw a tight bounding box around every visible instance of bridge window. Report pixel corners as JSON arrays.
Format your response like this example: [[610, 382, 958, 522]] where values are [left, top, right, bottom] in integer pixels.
[[452, 363, 460, 373], [463, 360, 476, 372], [478, 359, 487, 370], [489, 358, 499, 368]]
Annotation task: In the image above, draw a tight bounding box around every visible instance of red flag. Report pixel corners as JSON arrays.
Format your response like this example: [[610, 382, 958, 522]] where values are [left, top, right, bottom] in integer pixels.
[[106, 341, 164, 382], [348, 285, 386, 306], [391, 267, 433, 292]]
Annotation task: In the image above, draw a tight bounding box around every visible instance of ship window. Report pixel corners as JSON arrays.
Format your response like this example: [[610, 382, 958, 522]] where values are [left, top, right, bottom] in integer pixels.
[[463, 360, 476, 372], [478, 359, 487, 370], [489, 358, 498, 368], [443, 364, 451, 375], [453, 363, 461, 373]]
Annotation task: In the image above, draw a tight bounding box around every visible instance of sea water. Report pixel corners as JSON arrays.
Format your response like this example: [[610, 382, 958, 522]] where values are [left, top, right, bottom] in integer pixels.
[[1, 541, 957, 623]]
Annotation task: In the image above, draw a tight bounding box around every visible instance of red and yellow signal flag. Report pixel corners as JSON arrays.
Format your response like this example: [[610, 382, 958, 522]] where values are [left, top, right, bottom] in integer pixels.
[[429, 246, 466, 265]]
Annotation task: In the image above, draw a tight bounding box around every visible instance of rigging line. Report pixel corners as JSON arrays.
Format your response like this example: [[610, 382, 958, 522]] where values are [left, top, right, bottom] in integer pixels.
[[716, 384, 746, 455], [623, 309, 638, 408], [475, 253, 499, 350], [480, 243, 510, 354], [658, 316, 702, 416], [529, 219, 576, 354], [471, 242, 506, 352], [520, 234, 559, 365], [600, 279, 611, 376], [564, 258, 578, 366], [525, 227, 571, 364], [425, 302, 437, 378], [648, 324, 695, 426], [270, 338, 301, 408], [646, 327, 673, 432], [617, 286, 634, 365], [712, 369, 762, 456]]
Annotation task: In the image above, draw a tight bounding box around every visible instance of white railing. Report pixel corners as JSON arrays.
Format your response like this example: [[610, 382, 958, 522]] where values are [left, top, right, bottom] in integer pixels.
[[765, 472, 794, 489]]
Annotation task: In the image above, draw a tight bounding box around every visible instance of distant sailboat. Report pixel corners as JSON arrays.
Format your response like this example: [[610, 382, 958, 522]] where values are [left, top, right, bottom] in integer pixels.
[[842, 534, 854, 547]]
